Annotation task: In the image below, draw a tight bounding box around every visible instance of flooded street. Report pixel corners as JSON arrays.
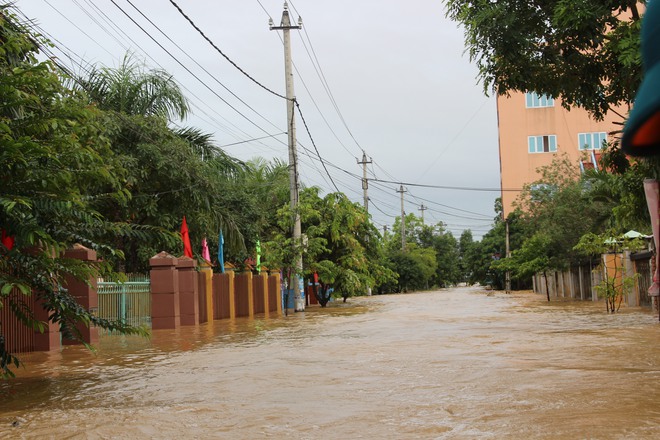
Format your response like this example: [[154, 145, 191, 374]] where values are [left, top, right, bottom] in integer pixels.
[[2, 286, 660, 439]]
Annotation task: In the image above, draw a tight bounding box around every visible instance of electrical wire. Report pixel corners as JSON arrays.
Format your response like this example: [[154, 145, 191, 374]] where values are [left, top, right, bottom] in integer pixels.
[[168, 0, 288, 101]]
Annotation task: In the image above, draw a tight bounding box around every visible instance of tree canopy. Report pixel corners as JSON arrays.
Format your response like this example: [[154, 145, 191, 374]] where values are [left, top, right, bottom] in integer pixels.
[[0, 9, 155, 377], [446, 0, 644, 119]]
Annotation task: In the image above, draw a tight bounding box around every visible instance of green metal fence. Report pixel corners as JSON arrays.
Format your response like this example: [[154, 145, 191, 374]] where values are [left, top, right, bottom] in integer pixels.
[[97, 274, 151, 333]]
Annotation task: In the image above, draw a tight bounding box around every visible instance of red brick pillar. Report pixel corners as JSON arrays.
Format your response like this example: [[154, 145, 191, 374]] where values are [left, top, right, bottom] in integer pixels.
[[149, 252, 180, 329], [33, 299, 61, 351], [177, 256, 199, 326], [62, 245, 99, 345]]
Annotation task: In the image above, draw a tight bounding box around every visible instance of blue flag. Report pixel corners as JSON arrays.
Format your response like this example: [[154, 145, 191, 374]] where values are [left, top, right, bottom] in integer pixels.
[[218, 230, 225, 273]]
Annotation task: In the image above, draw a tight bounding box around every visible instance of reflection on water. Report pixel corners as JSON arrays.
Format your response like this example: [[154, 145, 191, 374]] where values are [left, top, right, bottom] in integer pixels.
[[2, 288, 660, 439]]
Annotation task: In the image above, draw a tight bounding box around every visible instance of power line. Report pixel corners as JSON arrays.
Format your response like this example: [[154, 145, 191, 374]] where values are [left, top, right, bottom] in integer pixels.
[[124, 0, 282, 133], [294, 100, 340, 192], [168, 0, 288, 101], [288, 0, 365, 155], [371, 177, 521, 192], [109, 0, 277, 138], [35, 1, 276, 153]]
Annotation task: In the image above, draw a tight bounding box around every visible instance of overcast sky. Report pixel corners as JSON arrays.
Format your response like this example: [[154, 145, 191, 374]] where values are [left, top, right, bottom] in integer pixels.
[[13, 0, 501, 239]]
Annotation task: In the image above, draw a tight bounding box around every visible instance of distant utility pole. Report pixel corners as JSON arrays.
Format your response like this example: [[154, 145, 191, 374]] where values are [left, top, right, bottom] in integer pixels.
[[397, 185, 407, 251], [383, 225, 389, 236], [270, 2, 305, 312], [357, 151, 372, 214], [505, 219, 511, 294], [418, 204, 428, 224]]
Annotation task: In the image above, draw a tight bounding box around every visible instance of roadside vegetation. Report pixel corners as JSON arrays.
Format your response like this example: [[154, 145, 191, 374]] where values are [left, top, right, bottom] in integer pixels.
[[447, 1, 660, 294], [0, 7, 464, 378], [1, 2, 656, 377]]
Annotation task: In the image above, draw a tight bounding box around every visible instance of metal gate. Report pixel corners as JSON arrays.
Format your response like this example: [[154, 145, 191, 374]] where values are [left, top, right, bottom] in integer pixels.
[[635, 258, 653, 307], [97, 274, 151, 332]]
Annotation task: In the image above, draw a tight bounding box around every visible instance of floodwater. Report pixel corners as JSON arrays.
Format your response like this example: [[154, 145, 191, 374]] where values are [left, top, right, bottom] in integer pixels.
[[2, 287, 660, 439]]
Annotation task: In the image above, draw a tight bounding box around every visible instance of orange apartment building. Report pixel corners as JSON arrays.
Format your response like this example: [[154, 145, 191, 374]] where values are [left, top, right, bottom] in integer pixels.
[[497, 91, 626, 217]]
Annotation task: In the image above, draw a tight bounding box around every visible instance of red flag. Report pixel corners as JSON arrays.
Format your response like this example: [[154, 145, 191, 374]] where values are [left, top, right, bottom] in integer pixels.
[[180, 216, 193, 258], [1, 229, 14, 251]]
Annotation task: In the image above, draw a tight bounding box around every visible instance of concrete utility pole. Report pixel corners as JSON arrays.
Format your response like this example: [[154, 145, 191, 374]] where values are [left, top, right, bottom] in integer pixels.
[[397, 185, 407, 251], [383, 225, 389, 236], [418, 204, 428, 224], [270, 3, 305, 312], [505, 219, 511, 294], [357, 151, 372, 214]]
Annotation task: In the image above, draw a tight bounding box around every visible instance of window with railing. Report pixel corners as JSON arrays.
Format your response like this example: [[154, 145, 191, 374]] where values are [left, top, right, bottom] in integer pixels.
[[578, 132, 607, 150]]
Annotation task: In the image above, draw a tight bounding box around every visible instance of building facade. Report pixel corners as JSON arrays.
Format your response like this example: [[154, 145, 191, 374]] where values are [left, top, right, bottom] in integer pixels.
[[497, 91, 626, 217]]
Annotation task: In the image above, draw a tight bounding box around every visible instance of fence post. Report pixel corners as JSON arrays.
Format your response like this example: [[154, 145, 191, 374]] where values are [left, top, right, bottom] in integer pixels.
[[269, 270, 282, 314], [261, 269, 270, 316], [226, 264, 236, 319], [149, 252, 180, 329], [33, 298, 61, 351], [247, 271, 254, 318], [62, 245, 99, 345], [200, 261, 213, 323], [177, 256, 199, 326], [624, 250, 638, 306]]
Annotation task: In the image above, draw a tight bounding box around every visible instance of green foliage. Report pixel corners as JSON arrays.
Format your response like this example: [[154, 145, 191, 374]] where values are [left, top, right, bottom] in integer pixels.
[[385, 212, 463, 291], [388, 244, 437, 293], [445, 0, 644, 119], [515, 155, 612, 266], [75, 54, 189, 121], [434, 231, 461, 287], [0, 9, 150, 378], [308, 259, 338, 307], [574, 231, 644, 312], [70, 55, 252, 271], [264, 187, 394, 302]]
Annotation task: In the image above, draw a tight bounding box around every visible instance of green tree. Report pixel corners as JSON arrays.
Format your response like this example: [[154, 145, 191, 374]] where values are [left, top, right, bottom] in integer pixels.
[[445, 0, 644, 119], [493, 233, 554, 301], [76, 54, 189, 121], [388, 245, 437, 292], [574, 231, 644, 312], [433, 229, 461, 287], [487, 156, 613, 293], [264, 187, 394, 305], [0, 10, 151, 378], [75, 56, 247, 270]]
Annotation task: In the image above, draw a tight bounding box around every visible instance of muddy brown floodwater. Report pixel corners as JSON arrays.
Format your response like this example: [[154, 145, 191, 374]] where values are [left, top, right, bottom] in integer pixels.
[[2, 287, 660, 439]]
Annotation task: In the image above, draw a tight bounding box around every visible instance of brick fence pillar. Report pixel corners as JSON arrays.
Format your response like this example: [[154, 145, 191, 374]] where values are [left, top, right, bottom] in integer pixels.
[[200, 261, 213, 322], [62, 245, 99, 345], [177, 256, 199, 326], [225, 264, 236, 319], [33, 299, 61, 351], [149, 252, 180, 329]]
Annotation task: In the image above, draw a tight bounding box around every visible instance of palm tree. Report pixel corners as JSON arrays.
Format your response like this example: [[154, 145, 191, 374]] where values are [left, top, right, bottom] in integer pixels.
[[76, 54, 189, 121], [73, 55, 249, 271]]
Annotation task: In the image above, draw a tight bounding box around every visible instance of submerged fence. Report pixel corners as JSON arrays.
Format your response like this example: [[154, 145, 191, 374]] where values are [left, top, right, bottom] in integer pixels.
[[3, 251, 284, 353], [97, 274, 151, 332], [533, 251, 654, 307], [0, 288, 36, 355]]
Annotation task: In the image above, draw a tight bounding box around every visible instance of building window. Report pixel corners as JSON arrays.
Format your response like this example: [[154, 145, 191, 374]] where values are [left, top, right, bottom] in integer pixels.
[[528, 135, 557, 153], [578, 132, 607, 150], [525, 92, 554, 108]]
